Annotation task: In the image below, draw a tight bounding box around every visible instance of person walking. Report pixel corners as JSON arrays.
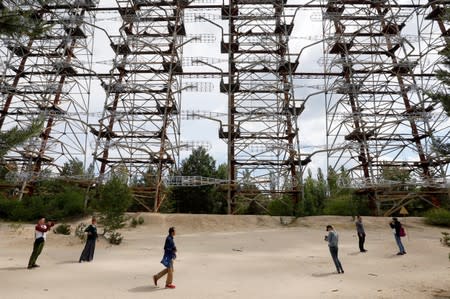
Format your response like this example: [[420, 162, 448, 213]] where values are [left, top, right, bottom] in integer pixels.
[[79, 217, 98, 262], [355, 215, 367, 252], [390, 217, 406, 255], [153, 227, 177, 289], [325, 225, 344, 274], [27, 217, 54, 269]]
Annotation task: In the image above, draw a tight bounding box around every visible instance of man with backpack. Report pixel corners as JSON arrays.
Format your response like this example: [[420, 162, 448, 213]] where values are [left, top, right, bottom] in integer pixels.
[[390, 217, 406, 255]]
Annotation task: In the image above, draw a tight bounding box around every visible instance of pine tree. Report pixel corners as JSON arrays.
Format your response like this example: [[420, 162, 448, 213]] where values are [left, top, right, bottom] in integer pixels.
[[0, 118, 44, 159], [0, 0, 50, 38], [429, 42, 450, 115]]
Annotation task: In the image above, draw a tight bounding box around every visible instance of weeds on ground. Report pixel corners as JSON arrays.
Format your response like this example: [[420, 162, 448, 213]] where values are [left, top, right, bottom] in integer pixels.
[[106, 231, 123, 245], [8, 223, 24, 232], [53, 223, 71, 235], [75, 223, 87, 242], [130, 216, 144, 228], [439, 232, 450, 261], [441, 232, 450, 247]]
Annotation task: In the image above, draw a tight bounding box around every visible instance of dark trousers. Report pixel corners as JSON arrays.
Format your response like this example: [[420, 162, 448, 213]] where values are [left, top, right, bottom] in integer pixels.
[[28, 238, 45, 267], [79, 239, 96, 262], [358, 232, 366, 251], [394, 235, 406, 254], [329, 246, 344, 273]]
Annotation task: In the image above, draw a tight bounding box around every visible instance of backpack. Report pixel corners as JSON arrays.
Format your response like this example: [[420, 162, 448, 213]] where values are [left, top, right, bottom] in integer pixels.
[[399, 226, 406, 237]]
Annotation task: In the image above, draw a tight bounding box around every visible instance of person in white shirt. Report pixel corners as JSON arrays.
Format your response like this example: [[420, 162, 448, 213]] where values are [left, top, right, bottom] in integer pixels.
[[27, 217, 54, 269]]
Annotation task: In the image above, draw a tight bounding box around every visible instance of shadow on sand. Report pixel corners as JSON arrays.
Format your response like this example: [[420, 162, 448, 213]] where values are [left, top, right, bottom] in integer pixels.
[[311, 272, 338, 277], [0, 266, 26, 271], [56, 260, 80, 265], [128, 285, 165, 293]]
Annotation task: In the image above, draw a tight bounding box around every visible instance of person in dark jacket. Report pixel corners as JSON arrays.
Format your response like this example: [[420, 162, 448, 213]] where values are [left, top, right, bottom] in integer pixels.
[[79, 217, 98, 262], [355, 215, 367, 252], [325, 225, 344, 274], [27, 217, 54, 269], [153, 227, 177, 289], [390, 217, 406, 255]]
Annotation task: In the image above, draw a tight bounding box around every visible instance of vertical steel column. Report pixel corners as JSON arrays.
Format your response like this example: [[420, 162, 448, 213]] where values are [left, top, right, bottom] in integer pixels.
[[222, 0, 301, 212]]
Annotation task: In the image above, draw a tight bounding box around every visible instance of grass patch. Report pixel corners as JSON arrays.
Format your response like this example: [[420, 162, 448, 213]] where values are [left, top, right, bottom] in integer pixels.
[[424, 209, 450, 227]]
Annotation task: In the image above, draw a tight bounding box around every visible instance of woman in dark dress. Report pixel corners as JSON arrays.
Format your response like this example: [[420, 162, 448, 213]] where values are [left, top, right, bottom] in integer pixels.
[[79, 217, 98, 262]]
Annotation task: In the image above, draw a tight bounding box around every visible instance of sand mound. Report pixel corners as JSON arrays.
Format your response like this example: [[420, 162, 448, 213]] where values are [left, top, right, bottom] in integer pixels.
[[131, 213, 428, 234], [133, 213, 283, 233]]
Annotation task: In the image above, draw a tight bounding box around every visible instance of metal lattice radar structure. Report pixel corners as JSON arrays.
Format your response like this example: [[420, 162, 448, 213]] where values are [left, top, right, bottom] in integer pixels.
[[0, 0, 96, 180], [0, 0, 449, 214]]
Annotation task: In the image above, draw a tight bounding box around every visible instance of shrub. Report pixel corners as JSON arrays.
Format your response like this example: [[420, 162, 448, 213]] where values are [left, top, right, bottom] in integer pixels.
[[8, 222, 24, 232], [130, 217, 138, 228], [267, 198, 294, 216], [424, 209, 450, 227], [130, 216, 145, 228], [75, 223, 87, 241], [0, 181, 85, 221], [441, 232, 450, 247], [94, 176, 133, 233], [107, 231, 123, 245], [53, 223, 71, 235], [323, 196, 356, 216], [0, 197, 20, 219]]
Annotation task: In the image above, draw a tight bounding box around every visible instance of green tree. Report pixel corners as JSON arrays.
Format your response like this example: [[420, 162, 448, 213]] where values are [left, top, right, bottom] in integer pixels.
[[0, 1, 51, 38], [298, 168, 328, 216], [0, 119, 44, 180], [0, 119, 44, 159], [427, 26, 450, 154], [216, 163, 228, 181], [211, 163, 228, 214], [267, 195, 294, 216], [60, 159, 84, 176], [181, 147, 216, 177], [323, 167, 361, 216], [169, 147, 219, 213], [0, 180, 86, 221], [303, 169, 318, 216], [381, 165, 411, 191], [95, 176, 133, 233], [429, 41, 450, 116]]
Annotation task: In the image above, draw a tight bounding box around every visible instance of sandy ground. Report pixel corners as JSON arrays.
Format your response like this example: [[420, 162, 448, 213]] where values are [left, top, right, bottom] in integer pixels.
[[0, 214, 449, 299]]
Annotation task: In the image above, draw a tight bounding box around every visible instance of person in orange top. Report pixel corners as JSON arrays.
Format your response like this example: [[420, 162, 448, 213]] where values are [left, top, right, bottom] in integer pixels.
[[27, 217, 54, 269]]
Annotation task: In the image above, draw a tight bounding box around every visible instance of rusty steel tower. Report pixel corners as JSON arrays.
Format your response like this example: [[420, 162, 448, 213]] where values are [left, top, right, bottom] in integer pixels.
[[91, 0, 187, 211], [322, 0, 450, 214], [0, 0, 97, 190], [219, 0, 303, 213]]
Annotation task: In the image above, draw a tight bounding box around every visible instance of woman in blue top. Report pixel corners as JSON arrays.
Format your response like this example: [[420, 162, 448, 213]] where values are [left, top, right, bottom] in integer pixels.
[[153, 227, 177, 289]]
